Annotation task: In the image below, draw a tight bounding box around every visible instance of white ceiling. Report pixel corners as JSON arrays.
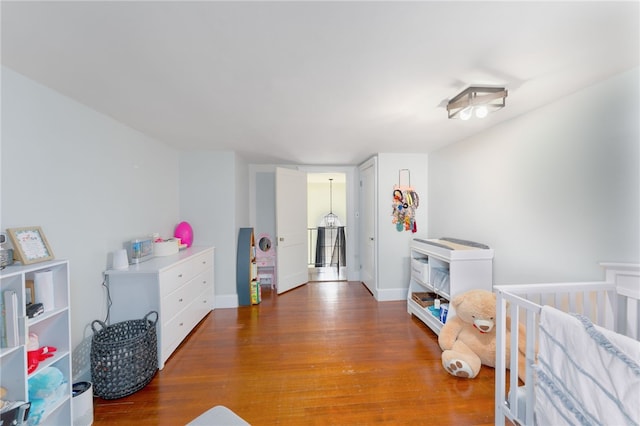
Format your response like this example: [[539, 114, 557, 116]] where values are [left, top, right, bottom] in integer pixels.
[[2, 1, 638, 165]]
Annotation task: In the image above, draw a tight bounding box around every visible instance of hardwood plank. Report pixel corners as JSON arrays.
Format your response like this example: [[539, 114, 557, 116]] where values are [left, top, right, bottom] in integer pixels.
[[93, 282, 497, 425]]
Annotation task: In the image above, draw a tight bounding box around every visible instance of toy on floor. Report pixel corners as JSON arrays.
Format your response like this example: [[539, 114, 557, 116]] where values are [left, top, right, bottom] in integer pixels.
[[438, 289, 526, 380]]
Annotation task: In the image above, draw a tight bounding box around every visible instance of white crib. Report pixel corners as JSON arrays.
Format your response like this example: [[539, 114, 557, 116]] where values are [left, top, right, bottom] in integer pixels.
[[494, 263, 640, 426]]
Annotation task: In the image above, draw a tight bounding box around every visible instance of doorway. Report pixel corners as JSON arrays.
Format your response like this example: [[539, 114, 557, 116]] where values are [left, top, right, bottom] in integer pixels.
[[307, 172, 347, 282]]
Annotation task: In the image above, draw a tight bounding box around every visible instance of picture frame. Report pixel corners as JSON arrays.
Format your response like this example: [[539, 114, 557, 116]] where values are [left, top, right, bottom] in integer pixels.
[[6, 226, 55, 265], [25, 280, 35, 304]]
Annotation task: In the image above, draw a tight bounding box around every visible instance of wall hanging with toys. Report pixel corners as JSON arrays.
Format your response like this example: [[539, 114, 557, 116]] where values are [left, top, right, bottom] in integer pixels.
[[392, 169, 420, 232]]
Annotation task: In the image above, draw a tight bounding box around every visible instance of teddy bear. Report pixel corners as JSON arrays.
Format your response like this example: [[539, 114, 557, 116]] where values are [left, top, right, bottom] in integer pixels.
[[438, 289, 526, 380], [0, 386, 9, 411]]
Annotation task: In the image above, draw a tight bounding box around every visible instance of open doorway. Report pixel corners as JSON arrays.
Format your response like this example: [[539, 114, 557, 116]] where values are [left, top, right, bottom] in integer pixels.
[[307, 173, 347, 281]]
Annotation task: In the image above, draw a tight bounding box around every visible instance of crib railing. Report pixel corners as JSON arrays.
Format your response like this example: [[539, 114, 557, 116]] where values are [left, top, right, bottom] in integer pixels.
[[494, 263, 640, 426]]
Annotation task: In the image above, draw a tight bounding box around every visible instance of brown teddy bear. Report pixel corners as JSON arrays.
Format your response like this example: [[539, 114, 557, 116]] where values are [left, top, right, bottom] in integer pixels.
[[438, 289, 526, 380]]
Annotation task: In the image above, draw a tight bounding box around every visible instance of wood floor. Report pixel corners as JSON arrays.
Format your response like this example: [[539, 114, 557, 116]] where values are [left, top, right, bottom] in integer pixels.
[[93, 281, 498, 425], [308, 266, 347, 282]]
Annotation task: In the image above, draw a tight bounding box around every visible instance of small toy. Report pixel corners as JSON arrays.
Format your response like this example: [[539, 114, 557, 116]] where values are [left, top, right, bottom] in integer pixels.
[[27, 346, 57, 374], [27, 333, 58, 374], [174, 221, 193, 247], [27, 366, 66, 425]]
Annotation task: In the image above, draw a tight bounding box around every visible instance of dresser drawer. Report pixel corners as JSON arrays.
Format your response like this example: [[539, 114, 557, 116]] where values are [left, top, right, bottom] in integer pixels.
[[159, 250, 213, 295], [161, 294, 211, 360], [162, 268, 213, 323]]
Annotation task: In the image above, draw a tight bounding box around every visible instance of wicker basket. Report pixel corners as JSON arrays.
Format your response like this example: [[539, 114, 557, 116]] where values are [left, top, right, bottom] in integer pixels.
[[411, 292, 438, 308], [90, 311, 158, 399]]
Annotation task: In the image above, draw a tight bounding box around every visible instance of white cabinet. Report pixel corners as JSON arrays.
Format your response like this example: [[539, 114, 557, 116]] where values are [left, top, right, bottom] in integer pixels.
[[407, 239, 493, 335], [104, 246, 214, 369], [0, 260, 72, 426]]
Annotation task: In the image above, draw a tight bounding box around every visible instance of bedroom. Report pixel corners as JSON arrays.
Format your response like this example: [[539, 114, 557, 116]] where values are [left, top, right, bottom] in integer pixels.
[[1, 1, 638, 424]]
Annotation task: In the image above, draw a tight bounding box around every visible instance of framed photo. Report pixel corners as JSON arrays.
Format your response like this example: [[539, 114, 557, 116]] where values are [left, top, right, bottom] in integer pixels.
[[6, 226, 55, 265], [25, 280, 35, 304]]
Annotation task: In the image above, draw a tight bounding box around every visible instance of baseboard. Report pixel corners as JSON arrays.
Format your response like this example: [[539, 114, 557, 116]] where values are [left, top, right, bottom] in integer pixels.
[[374, 287, 407, 302], [215, 294, 239, 309]]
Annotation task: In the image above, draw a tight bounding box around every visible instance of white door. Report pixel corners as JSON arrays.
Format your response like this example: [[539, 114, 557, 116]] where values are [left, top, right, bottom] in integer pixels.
[[359, 159, 377, 295], [276, 167, 309, 294]]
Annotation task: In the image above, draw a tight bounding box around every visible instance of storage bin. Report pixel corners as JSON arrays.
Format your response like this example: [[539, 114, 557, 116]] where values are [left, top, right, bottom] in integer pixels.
[[90, 311, 158, 399], [410, 257, 429, 283], [431, 267, 450, 294], [153, 239, 179, 257], [411, 292, 438, 308], [72, 382, 93, 426]]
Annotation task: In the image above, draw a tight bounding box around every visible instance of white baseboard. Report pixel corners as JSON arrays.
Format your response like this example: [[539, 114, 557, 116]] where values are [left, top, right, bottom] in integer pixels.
[[215, 294, 239, 309], [374, 287, 407, 302]]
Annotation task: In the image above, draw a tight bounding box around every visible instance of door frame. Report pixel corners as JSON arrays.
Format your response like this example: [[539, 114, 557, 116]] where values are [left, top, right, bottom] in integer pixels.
[[249, 164, 360, 283], [358, 157, 378, 296], [299, 165, 359, 282]]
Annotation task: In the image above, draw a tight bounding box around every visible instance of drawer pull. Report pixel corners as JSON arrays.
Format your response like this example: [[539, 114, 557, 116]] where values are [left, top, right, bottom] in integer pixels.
[[179, 298, 183, 302], [180, 322, 184, 326], [178, 274, 183, 278]]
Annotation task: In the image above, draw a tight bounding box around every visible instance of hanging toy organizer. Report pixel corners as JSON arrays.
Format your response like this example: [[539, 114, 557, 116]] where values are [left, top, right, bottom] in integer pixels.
[[392, 169, 420, 232]]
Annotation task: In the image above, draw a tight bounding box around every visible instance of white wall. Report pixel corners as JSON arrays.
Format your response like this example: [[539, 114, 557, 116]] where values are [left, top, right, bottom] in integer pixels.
[[428, 68, 640, 284], [1, 67, 180, 379], [179, 151, 249, 307], [376, 153, 429, 299]]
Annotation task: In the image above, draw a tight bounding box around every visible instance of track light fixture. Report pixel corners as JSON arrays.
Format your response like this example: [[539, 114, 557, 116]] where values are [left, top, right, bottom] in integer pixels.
[[447, 86, 508, 120]]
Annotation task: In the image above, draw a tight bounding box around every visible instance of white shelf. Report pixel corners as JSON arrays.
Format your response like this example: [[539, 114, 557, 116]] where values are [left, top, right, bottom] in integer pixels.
[[407, 238, 493, 335], [1, 260, 72, 426], [407, 298, 444, 334]]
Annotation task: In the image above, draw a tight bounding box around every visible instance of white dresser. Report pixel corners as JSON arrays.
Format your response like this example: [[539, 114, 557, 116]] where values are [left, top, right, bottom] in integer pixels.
[[105, 246, 214, 369]]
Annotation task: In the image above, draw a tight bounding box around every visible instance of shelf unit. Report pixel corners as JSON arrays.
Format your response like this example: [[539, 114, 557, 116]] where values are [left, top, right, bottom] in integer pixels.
[[0, 260, 72, 425], [236, 228, 260, 306], [407, 239, 493, 335], [104, 246, 215, 370]]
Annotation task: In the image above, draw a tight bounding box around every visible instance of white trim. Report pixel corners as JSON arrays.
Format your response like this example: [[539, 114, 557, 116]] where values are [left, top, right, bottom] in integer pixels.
[[215, 294, 240, 309]]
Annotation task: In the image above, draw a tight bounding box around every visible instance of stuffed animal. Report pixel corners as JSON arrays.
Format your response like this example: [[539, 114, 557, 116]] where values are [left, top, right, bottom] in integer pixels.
[[438, 289, 526, 380], [27, 366, 67, 425], [0, 386, 9, 411]]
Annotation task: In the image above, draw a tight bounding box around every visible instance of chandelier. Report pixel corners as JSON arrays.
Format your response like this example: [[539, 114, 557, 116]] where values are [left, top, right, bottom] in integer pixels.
[[323, 178, 338, 228]]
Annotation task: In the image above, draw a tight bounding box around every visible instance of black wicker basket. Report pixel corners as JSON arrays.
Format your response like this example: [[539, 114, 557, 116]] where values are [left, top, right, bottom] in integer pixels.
[[90, 311, 158, 399]]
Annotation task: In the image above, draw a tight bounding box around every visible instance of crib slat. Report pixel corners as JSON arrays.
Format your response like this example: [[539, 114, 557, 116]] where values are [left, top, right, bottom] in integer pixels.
[[509, 300, 520, 420], [495, 292, 507, 426], [525, 308, 536, 426]]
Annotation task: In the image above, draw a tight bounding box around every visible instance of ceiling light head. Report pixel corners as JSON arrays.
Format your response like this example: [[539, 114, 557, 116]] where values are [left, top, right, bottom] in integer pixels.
[[474, 105, 489, 118], [459, 106, 473, 120], [447, 86, 508, 119]]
